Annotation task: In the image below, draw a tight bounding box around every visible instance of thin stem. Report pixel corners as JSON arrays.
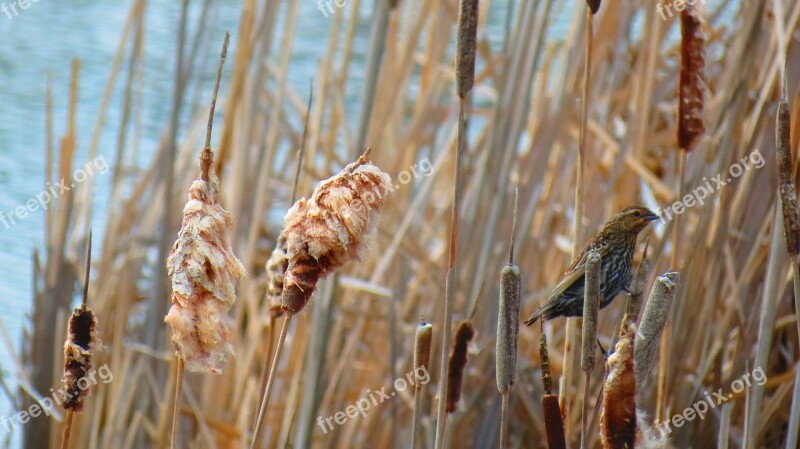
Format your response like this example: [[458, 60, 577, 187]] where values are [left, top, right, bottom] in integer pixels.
[[82, 230, 92, 306], [291, 79, 313, 204], [509, 186, 518, 265], [170, 358, 185, 449], [499, 391, 510, 449], [411, 383, 425, 449], [60, 410, 74, 449], [200, 31, 230, 182], [580, 372, 590, 449], [434, 97, 467, 449], [250, 314, 292, 449]]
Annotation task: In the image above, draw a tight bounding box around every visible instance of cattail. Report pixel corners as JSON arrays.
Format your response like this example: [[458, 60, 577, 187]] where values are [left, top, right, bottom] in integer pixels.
[[496, 264, 521, 393], [164, 149, 246, 373], [777, 98, 800, 263], [539, 325, 553, 395], [624, 243, 650, 324], [446, 320, 475, 413], [539, 327, 566, 449], [634, 271, 679, 387], [61, 305, 99, 412], [281, 149, 392, 315], [265, 233, 288, 318], [581, 251, 601, 372], [455, 0, 479, 99], [586, 0, 601, 14], [415, 321, 433, 373], [678, 4, 706, 152], [601, 321, 637, 449]]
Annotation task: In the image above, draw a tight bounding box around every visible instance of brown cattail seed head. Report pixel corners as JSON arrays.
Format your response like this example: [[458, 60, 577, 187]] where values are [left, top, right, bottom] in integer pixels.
[[539, 328, 553, 395], [61, 305, 99, 411], [414, 321, 433, 373], [165, 158, 246, 374], [777, 98, 800, 263], [281, 150, 391, 315], [542, 394, 567, 449], [446, 320, 475, 413], [601, 321, 637, 449], [586, 0, 601, 14], [634, 271, 679, 386], [678, 4, 706, 152], [496, 264, 521, 393], [455, 0, 479, 99], [265, 233, 288, 319], [581, 252, 601, 372]]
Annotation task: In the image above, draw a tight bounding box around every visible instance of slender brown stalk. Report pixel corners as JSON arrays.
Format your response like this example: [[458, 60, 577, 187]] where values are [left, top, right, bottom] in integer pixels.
[[435, 0, 477, 446], [170, 359, 185, 449], [60, 410, 74, 449], [251, 314, 291, 448], [540, 323, 567, 448]]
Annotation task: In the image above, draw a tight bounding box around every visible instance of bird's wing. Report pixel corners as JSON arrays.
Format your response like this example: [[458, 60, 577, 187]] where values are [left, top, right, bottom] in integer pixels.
[[547, 262, 586, 301]]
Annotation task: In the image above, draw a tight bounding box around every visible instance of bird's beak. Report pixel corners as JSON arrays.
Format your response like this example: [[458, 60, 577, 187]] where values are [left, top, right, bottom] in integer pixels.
[[645, 211, 660, 222]]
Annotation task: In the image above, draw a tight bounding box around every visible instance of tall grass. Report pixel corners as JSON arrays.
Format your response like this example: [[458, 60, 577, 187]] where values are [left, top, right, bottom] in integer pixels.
[[10, 0, 800, 448]]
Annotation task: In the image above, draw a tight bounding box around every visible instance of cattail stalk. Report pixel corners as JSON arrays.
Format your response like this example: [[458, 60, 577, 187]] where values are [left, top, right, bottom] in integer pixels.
[[624, 238, 649, 324], [580, 251, 601, 449], [540, 327, 567, 449], [601, 321, 636, 448], [411, 321, 433, 449], [661, 3, 704, 420], [776, 96, 800, 348], [496, 189, 521, 449], [167, 33, 235, 449], [435, 0, 477, 447], [634, 272, 679, 387], [251, 149, 391, 447], [60, 231, 97, 449]]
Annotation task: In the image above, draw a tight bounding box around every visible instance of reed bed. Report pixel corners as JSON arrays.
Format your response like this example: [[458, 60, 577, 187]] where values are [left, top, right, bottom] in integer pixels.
[[8, 0, 800, 448]]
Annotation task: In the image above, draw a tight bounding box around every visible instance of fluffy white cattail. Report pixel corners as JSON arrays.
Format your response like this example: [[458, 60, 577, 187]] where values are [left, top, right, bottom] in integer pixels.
[[165, 154, 246, 374], [281, 149, 392, 315]]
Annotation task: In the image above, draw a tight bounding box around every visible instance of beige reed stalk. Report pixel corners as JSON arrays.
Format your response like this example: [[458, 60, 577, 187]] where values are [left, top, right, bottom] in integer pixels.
[[580, 251, 601, 449], [411, 321, 433, 449], [496, 188, 521, 449], [434, 0, 477, 447], [60, 231, 98, 449]]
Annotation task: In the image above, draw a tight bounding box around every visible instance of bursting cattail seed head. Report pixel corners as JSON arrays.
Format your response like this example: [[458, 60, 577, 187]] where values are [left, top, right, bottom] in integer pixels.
[[165, 154, 246, 374], [414, 321, 433, 373], [776, 98, 800, 263], [601, 321, 637, 449], [678, 4, 706, 152], [265, 233, 288, 318], [455, 0, 479, 99], [446, 320, 475, 413], [586, 0, 601, 14], [634, 271, 679, 387], [61, 304, 99, 411], [581, 251, 601, 372], [496, 264, 521, 393], [281, 150, 392, 315]]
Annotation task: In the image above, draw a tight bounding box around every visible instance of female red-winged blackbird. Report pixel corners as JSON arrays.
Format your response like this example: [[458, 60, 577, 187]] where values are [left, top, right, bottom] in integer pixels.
[[524, 206, 658, 324]]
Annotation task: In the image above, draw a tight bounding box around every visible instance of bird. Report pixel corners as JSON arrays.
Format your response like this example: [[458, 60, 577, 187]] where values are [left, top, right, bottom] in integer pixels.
[[524, 205, 659, 325]]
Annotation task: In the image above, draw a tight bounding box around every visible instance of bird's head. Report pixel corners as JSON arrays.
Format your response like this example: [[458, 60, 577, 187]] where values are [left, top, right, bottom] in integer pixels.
[[610, 206, 659, 235]]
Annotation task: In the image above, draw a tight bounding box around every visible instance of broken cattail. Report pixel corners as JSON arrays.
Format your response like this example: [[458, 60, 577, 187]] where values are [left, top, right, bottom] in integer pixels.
[[496, 264, 521, 394], [539, 326, 566, 449], [414, 320, 434, 373], [455, 0, 479, 99], [586, 0, 601, 14], [164, 150, 246, 373], [624, 242, 650, 324], [777, 98, 800, 263], [581, 251, 601, 372], [634, 271, 679, 387], [411, 320, 433, 449], [601, 321, 637, 449], [281, 149, 392, 315], [265, 233, 288, 318], [446, 320, 475, 413], [678, 4, 706, 152]]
